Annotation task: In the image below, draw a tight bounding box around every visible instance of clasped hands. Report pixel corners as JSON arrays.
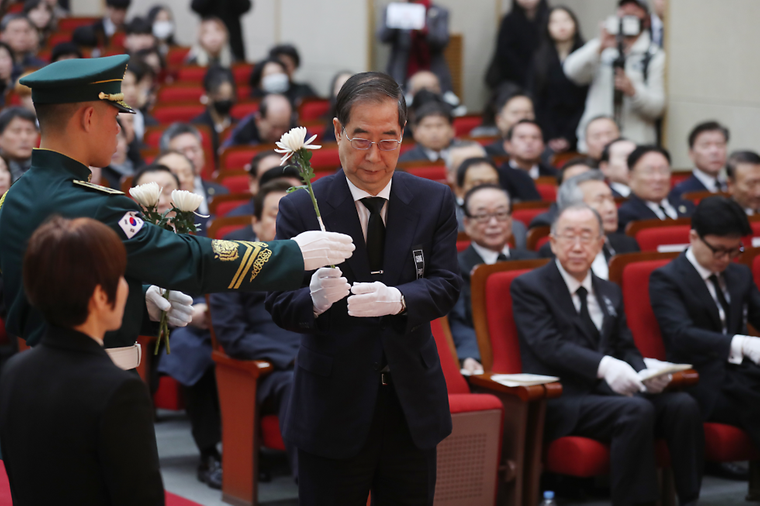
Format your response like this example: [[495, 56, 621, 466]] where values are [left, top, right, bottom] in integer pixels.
[[145, 286, 193, 327], [598, 356, 672, 397], [310, 267, 403, 317]]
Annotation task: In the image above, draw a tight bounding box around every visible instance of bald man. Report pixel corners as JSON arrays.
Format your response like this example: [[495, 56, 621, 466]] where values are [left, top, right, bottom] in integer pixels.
[[222, 93, 294, 148]]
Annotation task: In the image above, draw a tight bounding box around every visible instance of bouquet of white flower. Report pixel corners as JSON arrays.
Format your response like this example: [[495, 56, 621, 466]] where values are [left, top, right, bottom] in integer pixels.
[[129, 184, 207, 354]]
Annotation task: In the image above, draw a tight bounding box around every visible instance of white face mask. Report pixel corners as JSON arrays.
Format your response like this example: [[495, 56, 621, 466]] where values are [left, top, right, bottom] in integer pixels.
[[261, 73, 289, 94], [152, 20, 174, 40]]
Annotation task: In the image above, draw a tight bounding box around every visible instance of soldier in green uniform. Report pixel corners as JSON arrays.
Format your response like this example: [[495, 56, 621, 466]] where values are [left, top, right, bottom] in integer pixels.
[[0, 55, 354, 368]]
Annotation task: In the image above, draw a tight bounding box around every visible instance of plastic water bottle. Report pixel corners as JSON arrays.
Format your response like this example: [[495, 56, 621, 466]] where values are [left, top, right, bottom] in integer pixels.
[[539, 490, 557, 506]]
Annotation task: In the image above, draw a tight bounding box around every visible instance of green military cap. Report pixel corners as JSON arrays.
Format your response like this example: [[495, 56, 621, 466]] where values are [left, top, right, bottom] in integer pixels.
[[19, 54, 135, 113]]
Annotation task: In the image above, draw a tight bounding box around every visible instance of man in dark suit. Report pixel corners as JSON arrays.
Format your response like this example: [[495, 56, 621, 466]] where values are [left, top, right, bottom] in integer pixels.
[[599, 138, 636, 198], [72, 0, 129, 48], [449, 184, 537, 374], [398, 101, 458, 164], [670, 121, 729, 201], [539, 170, 640, 279], [727, 150, 760, 216], [650, 196, 760, 449], [512, 204, 703, 506], [529, 157, 596, 229], [221, 94, 293, 149], [498, 119, 557, 202], [266, 72, 461, 505], [617, 145, 695, 233]]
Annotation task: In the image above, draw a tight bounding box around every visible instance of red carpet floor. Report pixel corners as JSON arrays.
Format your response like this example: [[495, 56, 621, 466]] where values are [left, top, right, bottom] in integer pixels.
[[0, 460, 202, 505]]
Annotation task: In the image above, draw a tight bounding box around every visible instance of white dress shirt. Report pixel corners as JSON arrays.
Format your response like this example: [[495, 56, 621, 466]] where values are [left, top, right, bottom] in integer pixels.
[[346, 177, 392, 241], [102, 16, 116, 38], [193, 175, 210, 216], [644, 198, 678, 220], [692, 168, 726, 193], [591, 250, 609, 280], [556, 260, 604, 330], [471, 242, 510, 265], [421, 146, 451, 167], [610, 182, 631, 197], [509, 161, 539, 180]]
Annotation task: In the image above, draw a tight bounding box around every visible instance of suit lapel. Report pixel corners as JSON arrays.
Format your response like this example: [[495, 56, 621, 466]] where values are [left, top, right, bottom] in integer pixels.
[[676, 254, 723, 331], [383, 174, 421, 286], [546, 262, 599, 348], [631, 194, 659, 220], [593, 276, 614, 351], [724, 265, 743, 333], [460, 245, 484, 280]]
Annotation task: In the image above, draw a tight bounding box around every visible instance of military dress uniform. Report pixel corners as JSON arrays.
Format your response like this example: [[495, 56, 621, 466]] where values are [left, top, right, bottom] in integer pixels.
[[0, 55, 306, 357]]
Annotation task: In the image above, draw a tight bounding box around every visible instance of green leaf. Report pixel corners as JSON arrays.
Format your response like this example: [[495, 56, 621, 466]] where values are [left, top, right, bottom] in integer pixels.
[[287, 185, 307, 194]]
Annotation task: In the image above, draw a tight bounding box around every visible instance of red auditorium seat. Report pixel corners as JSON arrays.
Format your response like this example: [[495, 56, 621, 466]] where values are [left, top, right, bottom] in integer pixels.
[[670, 170, 691, 187], [216, 169, 250, 194], [209, 193, 252, 217], [625, 218, 692, 252], [309, 143, 341, 171], [157, 84, 204, 103], [176, 66, 210, 83], [298, 98, 330, 121], [681, 190, 730, 204], [512, 201, 552, 228], [526, 226, 551, 252], [231, 64, 253, 85], [402, 164, 447, 183], [231, 100, 260, 120], [452, 114, 482, 137], [46, 31, 73, 47], [151, 102, 206, 124], [535, 176, 557, 202], [220, 145, 276, 171], [166, 46, 191, 67], [207, 216, 252, 240], [143, 124, 216, 180], [57, 17, 98, 30]]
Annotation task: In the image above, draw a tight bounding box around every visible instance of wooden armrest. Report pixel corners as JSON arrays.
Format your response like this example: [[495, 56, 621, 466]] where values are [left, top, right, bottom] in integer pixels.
[[668, 369, 699, 389], [469, 373, 563, 402], [212, 350, 274, 378]]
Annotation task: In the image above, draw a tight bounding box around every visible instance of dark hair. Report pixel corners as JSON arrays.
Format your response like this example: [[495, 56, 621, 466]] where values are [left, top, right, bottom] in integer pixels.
[[0, 106, 37, 135], [258, 93, 292, 120], [456, 157, 498, 189], [727, 150, 760, 180], [413, 100, 453, 126], [155, 149, 193, 170], [248, 150, 279, 177], [258, 164, 300, 187], [269, 43, 300, 69], [495, 85, 532, 117], [147, 5, 171, 23], [505, 118, 542, 141], [0, 41, 14, 64], [134, 47, 165, 71], [532, 6, 584, 97], [126, 57, 155, 83], [159, 122, 201, 152], [335, 72, 407, 130], [249, 57, 287, 89], [558, 156, 596, 184], [105, 0, 131, 9], [125, 16, 153, 35], [1, 14, 32, 32], [203, 64, 236, 94], [132, 163, 180, 187], [23, 0, 50, 16], [254, 179, 293, 219], [599, 137, 631, 164], [50, 41, 82, 62], [627, 145, 671, 171], [23, 216, 127, 328], [688, 120, 729, 149], [691, 196, 751, 237], [463, 183, 511, 216]]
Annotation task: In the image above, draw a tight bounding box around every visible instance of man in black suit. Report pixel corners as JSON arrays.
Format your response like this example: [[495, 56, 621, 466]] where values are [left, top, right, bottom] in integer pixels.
[[539, 170, 640, 279], [0, 216, 163, 505], [498, 119, 558, 202], [670, 121, 729, 201], [221, 94, 293, 149], [266, 72, 461, 505], [529, 157, 596, 229], [399, 101, 458, 164], [617, 145, 695, 233], [726, 150, 760, 216], [449, 184, 537, 374], [512, 204, 703, 506], [72, 0, 129, 48], [650, 197, 760, 449]]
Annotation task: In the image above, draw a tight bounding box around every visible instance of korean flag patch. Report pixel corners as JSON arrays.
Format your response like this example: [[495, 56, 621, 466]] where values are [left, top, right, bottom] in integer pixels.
[[118, 211, 144, 239]]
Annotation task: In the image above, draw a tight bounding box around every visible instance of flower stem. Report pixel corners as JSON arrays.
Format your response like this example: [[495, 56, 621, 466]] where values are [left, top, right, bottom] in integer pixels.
[[154, 290, 172, 355]]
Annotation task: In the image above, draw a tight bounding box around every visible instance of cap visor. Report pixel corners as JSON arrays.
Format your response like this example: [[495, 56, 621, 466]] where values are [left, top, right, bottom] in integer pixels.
[[110, 101, 136, 113]]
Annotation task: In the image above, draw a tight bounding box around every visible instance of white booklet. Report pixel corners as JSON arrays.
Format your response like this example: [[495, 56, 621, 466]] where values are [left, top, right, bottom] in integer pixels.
[[638, 363, 692, 382], [386, 2, 426, 30], [490, 373, 560, 387]]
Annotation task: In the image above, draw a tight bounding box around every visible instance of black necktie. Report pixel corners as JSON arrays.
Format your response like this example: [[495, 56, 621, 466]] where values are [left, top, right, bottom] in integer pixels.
[[659, 205, 671, 220], [361, 197, 386, 274], [708, 274, 730, 331], [497, 252, 508, 262], [602, 241, 614, 263], [576, 286, 600, 342]]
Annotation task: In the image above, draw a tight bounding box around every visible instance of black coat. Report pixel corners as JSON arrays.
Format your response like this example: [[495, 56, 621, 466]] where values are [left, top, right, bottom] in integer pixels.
[[498, 163, 555, 202], [192, 109, 237, 159], [0, 326, 164, 505], [650, 253, 760, 419], [668, 173, 723, 201], [448, 244, 538, 361], [486, 6, 546, 89], [190, 0, 251, 61], [511, 261, 646, 440], [617, 194, 695, 233]]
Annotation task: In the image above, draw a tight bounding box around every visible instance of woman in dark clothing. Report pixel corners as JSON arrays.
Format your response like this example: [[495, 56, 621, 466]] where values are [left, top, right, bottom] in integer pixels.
[[528, 5, 588, 153], [192, 65, 238, 157], [485, 0, 549, 90]]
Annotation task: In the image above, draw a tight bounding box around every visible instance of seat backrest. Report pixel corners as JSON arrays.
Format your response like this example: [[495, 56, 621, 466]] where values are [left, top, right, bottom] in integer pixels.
[[512, 205, 550, 228], [456, 240, 471, 253], [299, 98, 331, 121], [207, 215, 252, 240], [309, 144, 341, 170], [406, 166, 447, 183], [635, 225, 691, 252], [231, 100, 260, 120], [452, 114, 482, 137], [152, 103, 205, 124], [431, 317, 470, 395]]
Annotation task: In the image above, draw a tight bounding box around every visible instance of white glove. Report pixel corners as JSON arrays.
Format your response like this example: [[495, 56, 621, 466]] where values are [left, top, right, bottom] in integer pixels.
[[347, 282, 404, 317], [735, 335, 760, 365], [641, 373, 672, 394], [310, 267, 351, 315], [597, 355, 645, 396], [145, 286, 194, 327], [292, 231, 355, 270]]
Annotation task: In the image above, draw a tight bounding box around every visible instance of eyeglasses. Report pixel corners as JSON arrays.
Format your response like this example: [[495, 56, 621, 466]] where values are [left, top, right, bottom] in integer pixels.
[[699, 235, 744, 259], [552, 233, 601, 245], [342, 128, 402, 151], [467, 210, 511, 223]]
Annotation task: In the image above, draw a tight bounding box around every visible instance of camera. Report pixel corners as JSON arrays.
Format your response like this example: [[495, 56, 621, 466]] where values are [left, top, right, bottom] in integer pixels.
[[605, 15, 643, 37]]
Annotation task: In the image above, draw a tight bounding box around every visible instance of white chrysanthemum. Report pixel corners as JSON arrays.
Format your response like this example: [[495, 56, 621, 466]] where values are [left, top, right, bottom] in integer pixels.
[[275, 126, 321, 165], [171, 190, 204, 213], [129, 182, 162, 208]]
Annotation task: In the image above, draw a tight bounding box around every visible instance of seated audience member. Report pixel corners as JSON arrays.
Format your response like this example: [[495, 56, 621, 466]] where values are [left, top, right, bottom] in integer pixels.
[[454, 157, 501, 228], [483, 89, 536, 157], [223, 94, 293, 148], [617, 145, 694, 233], [599, 137, 636, 197], [148, 5, 177, 55], [727, 150, 760, 215], [538, 170, 640, 278], [121, 58, 157, 142], [497, 119, 556, 203], [512, 204, 703, 506], [399, 101, 457, 164], [100, 119, 133, 189], [24, 0, 55, 46], [249, 57, 303, 106], [650, 197, 760, 459], [186, 16, 232, 67], [132, 164, 179, 215], [268, 43, 317, 105], [670, 121, 730, 200], [1, 15, 44, 68], [124, 16, 156, 54], [226, 150, 282, 217], [192, 65, 238, 156], [449, 184, 538, 373], [0, 217, 164, 505], [135, 46, 165, 79], [50, 41, 83, 62], [529, 156, 596, 229], [321, 71, 354, 143], [0, 107, 38, 182], [210, 180, 301, 475], [447, 141, 487, 191], [406, 70, 465, 117], [72, 0, 130, 48], [584, 116, 621, 162]]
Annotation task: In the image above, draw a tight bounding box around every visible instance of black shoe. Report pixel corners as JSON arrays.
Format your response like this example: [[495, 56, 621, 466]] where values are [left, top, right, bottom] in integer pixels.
[[705, 461, 749, 481], [197, 456, 223, 489]]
